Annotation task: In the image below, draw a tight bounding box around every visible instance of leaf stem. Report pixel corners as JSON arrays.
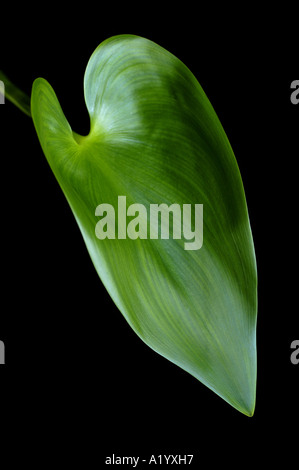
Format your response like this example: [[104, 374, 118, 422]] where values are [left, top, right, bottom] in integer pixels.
[[0, 70, 31, 117]]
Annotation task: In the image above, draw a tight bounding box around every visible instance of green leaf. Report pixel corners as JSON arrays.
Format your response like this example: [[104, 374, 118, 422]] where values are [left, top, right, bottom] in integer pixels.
[[30, 35, 257, 415]]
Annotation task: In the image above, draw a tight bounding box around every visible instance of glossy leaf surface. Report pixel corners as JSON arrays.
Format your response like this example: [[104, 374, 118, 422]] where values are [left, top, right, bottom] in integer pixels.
[[30, 35, 257, 415]]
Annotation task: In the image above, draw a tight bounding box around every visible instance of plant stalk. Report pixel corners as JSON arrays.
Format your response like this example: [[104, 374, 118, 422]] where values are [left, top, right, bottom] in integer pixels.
[[0, 70, 31, 117]]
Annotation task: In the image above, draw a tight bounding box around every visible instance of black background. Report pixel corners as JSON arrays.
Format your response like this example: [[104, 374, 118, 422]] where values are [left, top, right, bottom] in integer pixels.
[[0, 5, 298, 467]]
